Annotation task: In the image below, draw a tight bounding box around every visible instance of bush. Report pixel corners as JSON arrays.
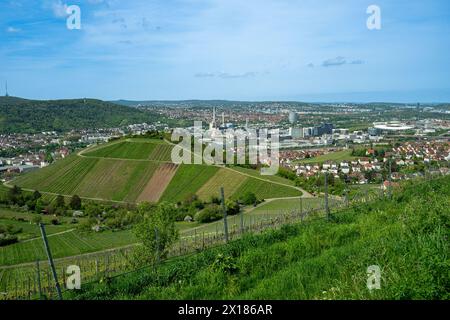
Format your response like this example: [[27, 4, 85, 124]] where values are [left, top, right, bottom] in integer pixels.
[[240, 192, 257, 206], [0, 234, 18, 247], [195, 205, 223, 223]]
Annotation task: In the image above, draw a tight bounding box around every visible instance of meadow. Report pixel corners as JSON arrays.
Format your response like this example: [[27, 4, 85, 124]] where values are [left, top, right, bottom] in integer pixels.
[[68, 175, 450, 300]]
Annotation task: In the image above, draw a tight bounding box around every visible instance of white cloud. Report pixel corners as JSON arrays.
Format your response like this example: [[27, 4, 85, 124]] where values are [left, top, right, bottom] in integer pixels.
[[7, 26, 21, 33], [51, 0, 68, 18]]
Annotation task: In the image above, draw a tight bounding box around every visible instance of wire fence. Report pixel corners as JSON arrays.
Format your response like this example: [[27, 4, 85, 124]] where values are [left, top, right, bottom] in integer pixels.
[[0, 182, 387, 300]]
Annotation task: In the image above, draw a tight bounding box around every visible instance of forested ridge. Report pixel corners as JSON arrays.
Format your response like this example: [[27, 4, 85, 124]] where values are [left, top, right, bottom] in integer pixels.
[[0, 96, 151, 133]]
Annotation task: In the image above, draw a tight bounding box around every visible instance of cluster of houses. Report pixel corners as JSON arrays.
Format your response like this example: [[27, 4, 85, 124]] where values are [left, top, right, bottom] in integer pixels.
[[391, 141, 450, 163], [290, 157, 384, 184], [281, 141, 450, 185]]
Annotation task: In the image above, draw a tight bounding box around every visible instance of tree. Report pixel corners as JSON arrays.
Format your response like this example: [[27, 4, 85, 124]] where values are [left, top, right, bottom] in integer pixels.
[[55, 195, 65, 208], [7, 185, 22, 204], [226, 200, 240, 216], [31, 215, 42, 225], [69, 195, 82, 210], [240, 192, 257, 205], [132, 202, 179, 267], [32, 190, 42, 201]]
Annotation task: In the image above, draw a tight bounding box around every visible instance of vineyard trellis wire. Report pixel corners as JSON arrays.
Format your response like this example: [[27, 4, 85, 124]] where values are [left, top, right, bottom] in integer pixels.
[[0, 181, 388, 300]]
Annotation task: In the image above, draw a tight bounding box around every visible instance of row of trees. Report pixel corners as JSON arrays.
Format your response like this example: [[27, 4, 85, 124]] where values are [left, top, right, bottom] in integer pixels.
[[1, 185, 82, 215]]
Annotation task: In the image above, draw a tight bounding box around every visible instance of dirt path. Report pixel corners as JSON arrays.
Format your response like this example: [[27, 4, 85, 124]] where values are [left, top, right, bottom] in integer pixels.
[[21, 228, 76, 243], [222, 166, 313, 198], [2, 181, 131, 205]]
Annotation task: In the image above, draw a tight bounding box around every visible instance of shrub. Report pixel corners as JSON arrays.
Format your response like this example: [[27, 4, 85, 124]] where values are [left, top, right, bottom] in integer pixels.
[[195, 205, 223, 223]]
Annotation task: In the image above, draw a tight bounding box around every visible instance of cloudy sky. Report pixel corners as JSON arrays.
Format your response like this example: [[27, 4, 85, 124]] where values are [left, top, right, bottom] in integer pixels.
[[1, 0, 449, 102]]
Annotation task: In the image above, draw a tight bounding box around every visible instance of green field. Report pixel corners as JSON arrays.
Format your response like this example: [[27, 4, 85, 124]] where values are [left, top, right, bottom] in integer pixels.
[[299, 149, 357, 164], [10, 138, 302, 204], [72, 159, 159, 202], [0, 228, 136, 266], [84, 139, 173, 161], [229, 166, 296, 186], [232, 177, 301, 200], [159, 165, 220, 203]]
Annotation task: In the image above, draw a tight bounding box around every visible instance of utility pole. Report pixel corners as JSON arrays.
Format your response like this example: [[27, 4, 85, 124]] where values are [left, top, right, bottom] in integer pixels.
[[239, 206, 244, 235], [36, 260, 42, 299], [154, 227, 160, 266], [39, 223, 62, 300], [388, 158, 392, 199], [220, 187, 229, 243], [324, 173, 330, 221]]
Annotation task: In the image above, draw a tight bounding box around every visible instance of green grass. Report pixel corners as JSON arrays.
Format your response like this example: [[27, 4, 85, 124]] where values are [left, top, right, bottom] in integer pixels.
[[159, 165, 220, 203], [229, 166, 296, 186], [84, 139, 173, 161], [69, 175, 450, 300], [12, 156, 98, 194], [231, 177, 301, 200], [84, 141, 157, 160], [72, 159, 159, 202], [250, 198, 326, 214], [299, 149, 357, 164], [196, 169, 248, 201]]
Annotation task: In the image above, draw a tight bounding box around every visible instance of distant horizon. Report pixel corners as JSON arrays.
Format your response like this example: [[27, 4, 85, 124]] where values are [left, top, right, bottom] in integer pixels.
[[2, 93, 450, 105]]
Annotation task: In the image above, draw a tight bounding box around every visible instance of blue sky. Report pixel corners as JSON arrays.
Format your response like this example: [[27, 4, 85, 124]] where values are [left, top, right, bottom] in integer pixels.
[[0, 0, 449, 102]]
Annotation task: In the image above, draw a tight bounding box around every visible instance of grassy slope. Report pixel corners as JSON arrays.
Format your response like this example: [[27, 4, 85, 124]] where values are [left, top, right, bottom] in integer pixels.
[[70, 176, 450, 300], [10, 139, 300, 203], [159, 165, 220, 203], [229, 166, 296, 186]]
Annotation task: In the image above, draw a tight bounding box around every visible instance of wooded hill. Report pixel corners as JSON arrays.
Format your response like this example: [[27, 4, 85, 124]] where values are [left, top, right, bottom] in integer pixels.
[[0, 97, 151, 133]]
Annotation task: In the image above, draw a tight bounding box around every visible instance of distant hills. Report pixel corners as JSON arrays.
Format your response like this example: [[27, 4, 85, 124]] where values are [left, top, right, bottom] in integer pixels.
[[0, 97, 151, 133]]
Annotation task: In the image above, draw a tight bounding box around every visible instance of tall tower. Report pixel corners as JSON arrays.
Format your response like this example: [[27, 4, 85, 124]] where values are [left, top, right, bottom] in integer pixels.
[[5, 81, 8, 97], [222, 112, 225, 127], [210, 107, 216, 130]]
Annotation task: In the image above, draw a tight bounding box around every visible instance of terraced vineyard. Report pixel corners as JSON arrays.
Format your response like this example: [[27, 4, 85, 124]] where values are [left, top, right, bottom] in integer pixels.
[[73, 159, 159, 202], [196, 168, 248, 201], [84, 139, 173, 161], [0, 229, 136, 266], [159, 165, 220, 203], [9, 138, 302, 204]]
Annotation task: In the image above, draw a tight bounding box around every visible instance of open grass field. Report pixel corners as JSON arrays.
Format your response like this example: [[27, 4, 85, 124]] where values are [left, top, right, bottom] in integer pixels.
[[69, 175, 450, 300], [299, 149, 357, 164]]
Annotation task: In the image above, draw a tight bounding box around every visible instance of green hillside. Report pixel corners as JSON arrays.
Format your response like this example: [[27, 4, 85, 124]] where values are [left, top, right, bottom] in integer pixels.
[[0, 97, 151, 133], [69, 175, 450, 300], [9, 139, 301, 203]]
